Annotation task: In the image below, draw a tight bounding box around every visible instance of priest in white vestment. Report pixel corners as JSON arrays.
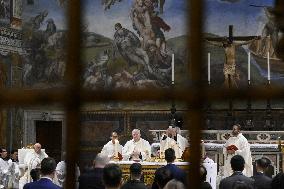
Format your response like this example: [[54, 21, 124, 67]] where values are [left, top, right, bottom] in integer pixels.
[[160, 127, 189, 159], [223, 124, 253, 177], [101, 132, 123, 160], [19, 143, 48, 189], [0, 148, 12, 188], [122, 129, 151, 161]]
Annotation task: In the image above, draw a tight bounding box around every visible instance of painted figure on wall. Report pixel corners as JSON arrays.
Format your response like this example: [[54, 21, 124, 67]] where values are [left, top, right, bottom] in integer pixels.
[[249, 6, 281, 59], [0, 0, 10, 23], [103, 0, 165, 14], [106, 0, 173, 87], [113, 23, 152, 74], [22, 2, 67, 88], [13, 0, 23, 19]]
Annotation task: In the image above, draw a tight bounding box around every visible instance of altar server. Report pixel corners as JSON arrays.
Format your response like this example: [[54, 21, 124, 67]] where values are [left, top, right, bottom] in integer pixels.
[[9, 149, 20, 189], [0, 148, 12, 188]]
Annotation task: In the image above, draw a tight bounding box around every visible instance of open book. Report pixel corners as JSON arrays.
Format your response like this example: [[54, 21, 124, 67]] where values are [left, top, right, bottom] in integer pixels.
[[226, 145, 238, 151]]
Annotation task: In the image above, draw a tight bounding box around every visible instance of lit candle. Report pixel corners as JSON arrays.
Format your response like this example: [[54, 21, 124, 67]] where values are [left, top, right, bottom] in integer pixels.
[[114, 139, 118, 158], [172, 54, 174, 84], [201, 140, 205, 158], [248, 52, 251, 82], [267, 52, 270, 81], [208, 53, 211, 84]]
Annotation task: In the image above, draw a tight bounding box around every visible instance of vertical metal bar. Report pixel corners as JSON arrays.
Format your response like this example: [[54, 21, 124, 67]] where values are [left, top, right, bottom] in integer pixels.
[[9, 62, 13, 153], [189, 0, 203, 188], [65, 0, 81, 188], [9, 108, 13, 153]]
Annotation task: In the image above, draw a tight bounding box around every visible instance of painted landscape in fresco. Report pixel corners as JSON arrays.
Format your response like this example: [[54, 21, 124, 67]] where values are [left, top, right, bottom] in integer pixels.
[[81, 0, 188, 90], [21, 0, 283, 89], [22, 0, 188, 89]]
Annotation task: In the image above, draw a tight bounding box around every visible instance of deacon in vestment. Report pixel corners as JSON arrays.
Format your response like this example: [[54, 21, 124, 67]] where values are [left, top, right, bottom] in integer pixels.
[[160, 127, 189, 159], [122, 129, 151, 161], [101, 132, 123, 160], [223, 124, 253, 178]]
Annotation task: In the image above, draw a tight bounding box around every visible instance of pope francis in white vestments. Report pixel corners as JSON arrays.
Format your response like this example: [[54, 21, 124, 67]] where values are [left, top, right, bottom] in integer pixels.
[[223, 124, 253, 178], [19, 143, 48, 189], [122, 129, 151, 161]]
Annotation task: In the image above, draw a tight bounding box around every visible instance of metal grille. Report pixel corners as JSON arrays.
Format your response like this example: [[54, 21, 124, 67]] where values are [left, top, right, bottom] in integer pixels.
[[0, 0, 283, 188]]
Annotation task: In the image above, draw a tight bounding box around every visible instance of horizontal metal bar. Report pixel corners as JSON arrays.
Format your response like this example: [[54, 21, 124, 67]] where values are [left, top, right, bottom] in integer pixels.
[[0, 86, 284, 106]]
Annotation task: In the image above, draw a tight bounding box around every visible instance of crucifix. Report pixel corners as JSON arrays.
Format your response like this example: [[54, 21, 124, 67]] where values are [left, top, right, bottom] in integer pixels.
[[205, 25, 260, 88]]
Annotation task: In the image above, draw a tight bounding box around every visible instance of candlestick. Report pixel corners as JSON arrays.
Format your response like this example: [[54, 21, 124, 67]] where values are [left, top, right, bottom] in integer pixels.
[[208, 53, 210, 85], [248, 52, 250, 83], [172, 54, 174, 84], [267, 52, 270, 82]]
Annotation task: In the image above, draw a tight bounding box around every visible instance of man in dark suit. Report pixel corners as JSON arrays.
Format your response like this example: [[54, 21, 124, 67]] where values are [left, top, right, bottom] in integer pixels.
[[152, 148, 187, 189], [251, 157, 272, 189], [103, 163, 123, 189], [121, 163, 147, 189], [271, 172, 284, 189], [219, 155, 254, 189], [152, 167, 173, 189], [23, 157, 61, 189], [163, 148, 187, 184], [79, 153, 109, 189]]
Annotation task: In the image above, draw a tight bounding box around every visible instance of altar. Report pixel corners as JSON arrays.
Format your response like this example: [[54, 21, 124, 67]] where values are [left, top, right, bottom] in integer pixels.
[[110, 161, 217, 189]]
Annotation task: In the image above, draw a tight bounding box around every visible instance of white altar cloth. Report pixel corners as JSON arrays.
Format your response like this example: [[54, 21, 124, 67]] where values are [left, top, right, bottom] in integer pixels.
[[110, 160, 189, 166]]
